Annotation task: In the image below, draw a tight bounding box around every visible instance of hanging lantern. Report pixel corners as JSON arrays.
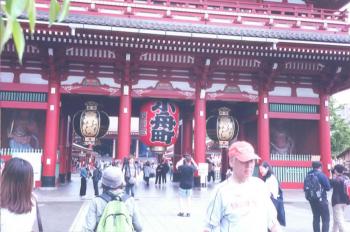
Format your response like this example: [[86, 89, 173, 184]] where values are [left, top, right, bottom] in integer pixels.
[[73, 101, 109, 145], [139, 100, 180, 153], [206, 107, 239, 148]]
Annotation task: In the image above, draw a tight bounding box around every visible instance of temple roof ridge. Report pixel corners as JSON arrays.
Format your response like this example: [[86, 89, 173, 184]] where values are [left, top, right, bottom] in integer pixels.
[[29, 11, 350, 44]]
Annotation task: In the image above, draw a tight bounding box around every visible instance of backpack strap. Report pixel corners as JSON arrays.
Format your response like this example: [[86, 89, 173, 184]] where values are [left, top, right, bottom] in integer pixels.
[[99, 192, 131, 203], [120, 193, 131, 202], [99, 192, 115, 203]]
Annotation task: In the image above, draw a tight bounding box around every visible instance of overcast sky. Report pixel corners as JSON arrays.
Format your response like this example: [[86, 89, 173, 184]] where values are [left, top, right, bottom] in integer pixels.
[[332, 89, 350, 105]]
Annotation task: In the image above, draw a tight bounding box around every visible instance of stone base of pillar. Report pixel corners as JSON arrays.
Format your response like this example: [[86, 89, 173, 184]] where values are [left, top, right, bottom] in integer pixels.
[[41, 176, 56, 187], [59, 174, 66, 183]]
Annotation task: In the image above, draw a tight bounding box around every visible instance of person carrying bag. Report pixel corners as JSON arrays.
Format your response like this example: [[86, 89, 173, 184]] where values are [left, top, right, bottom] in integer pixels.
[[259, 161, 286, 226]]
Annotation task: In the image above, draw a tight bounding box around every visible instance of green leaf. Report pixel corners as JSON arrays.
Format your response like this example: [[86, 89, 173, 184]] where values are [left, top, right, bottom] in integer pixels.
[[4, 0, 13, 16], [58, 0, 70, 22], [0, 17, 13, 53], [27, 0, 36, 33], [12, 19, 25, 64], [330, 99, 350, 154], [0, 17, 6, 53], [6, 0, 27, 18], [49, 0, 61, 26]]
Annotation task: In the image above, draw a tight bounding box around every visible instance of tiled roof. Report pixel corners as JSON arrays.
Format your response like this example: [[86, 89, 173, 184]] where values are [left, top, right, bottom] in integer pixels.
[[32, 12, 350, 43]]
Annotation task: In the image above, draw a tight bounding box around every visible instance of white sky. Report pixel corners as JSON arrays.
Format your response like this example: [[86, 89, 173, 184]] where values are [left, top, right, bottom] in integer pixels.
[[332, 89, 350, 105]]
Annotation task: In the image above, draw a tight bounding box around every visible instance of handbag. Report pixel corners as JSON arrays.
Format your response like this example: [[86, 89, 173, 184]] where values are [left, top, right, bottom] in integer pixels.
[[128, 176, 136, 185]]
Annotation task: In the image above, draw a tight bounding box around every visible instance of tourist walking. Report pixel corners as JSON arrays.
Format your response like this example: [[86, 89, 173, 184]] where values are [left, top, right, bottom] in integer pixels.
[[204, 141, 281, 232], [1, 158, 41, 232], [169, 162, 174, 181], [304, 161, 331, 232], [161, 160, 170, 184], [122, 157, 137, 197], [80, 164, 88, 199], [83, 166, 142, 232], [330, 164, 349, 232], [155, 162, 163, 185], [176, 154, 198, 217], [259, 161, 286, 226], [143, 161, 152, 186], [92, 163, 102, 196], [206, 155, 216, 183]]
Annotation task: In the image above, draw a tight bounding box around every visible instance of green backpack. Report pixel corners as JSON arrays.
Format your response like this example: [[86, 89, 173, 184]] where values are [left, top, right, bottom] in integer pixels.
[[96, 192, 134, 232]]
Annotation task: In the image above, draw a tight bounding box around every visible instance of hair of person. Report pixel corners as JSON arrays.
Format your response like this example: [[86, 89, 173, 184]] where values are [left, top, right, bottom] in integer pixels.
[[185, 155, 192, 163], [312, 161, 322, 169], [0, 158, 34, 214], [260, 161, 274, 180], [333, 164, 346, 174]]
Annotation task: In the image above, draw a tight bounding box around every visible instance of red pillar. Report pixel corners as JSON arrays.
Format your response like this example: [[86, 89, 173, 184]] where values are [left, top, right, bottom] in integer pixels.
[[58, 115, 67, 183], [182, 111, 193, 155], [194, 87, 206, 164], [42, 81, 60, 187], [258, 89, 270, 162], [117, 83, 131, 161], [319, 92, 332, 177]]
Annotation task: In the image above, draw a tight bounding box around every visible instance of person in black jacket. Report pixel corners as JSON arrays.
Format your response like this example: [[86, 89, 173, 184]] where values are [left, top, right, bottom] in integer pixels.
[[330, 164, 349, 232], [306, 161, 331, 232], [176, 155, 198, 217], [161, 160, 170, 184], [155, 163, 163, 186], [92, 163, 102, 196]]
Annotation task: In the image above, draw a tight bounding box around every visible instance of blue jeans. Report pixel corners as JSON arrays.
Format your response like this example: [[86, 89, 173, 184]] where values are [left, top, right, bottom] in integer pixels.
[[309, 199, 330, 232], [125, 184, 135, 197]]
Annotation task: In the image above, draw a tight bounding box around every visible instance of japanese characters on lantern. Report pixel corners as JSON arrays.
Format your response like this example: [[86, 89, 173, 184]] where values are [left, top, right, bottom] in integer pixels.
[[139, 100, 179, 152]]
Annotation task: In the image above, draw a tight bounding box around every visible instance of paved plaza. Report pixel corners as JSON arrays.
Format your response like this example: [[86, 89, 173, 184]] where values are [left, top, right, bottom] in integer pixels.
[[34, 173, 350, 232]]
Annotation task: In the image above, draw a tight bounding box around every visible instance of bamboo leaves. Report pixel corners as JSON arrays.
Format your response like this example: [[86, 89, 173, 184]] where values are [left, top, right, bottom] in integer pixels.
[[49, 0, 61, 26], [0, 0, 70, 63], [27, 0, 36, 33], [12, 19, 25, 62]]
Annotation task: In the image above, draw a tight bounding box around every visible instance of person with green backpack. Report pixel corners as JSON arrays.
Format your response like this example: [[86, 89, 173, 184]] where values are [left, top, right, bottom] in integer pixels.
[[82, 166, 143, 232]]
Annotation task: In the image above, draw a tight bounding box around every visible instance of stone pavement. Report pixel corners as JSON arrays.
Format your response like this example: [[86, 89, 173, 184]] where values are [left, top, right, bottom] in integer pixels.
[[34, 173, 350, 232]]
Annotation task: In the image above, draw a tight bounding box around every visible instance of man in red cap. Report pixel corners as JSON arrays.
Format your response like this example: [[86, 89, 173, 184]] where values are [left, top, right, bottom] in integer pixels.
[[204, 141, 281, 232]]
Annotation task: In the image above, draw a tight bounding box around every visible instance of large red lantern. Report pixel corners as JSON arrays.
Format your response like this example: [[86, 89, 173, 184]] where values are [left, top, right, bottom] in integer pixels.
[[139, 100, 180, 153]]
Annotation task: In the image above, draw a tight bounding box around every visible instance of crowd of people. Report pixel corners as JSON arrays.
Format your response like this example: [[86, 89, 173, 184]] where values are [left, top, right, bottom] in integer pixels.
[[1, 140, 349, 232]]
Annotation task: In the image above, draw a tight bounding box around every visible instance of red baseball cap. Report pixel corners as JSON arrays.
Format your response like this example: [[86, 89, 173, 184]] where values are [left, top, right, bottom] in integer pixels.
[[228, 141, 260, 162]]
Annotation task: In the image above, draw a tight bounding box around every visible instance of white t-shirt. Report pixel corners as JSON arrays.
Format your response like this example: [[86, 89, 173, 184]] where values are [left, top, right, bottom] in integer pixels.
[[0, 204, 37, 232], [205, 176, 278, 232], [265, 174, 280, 199]]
